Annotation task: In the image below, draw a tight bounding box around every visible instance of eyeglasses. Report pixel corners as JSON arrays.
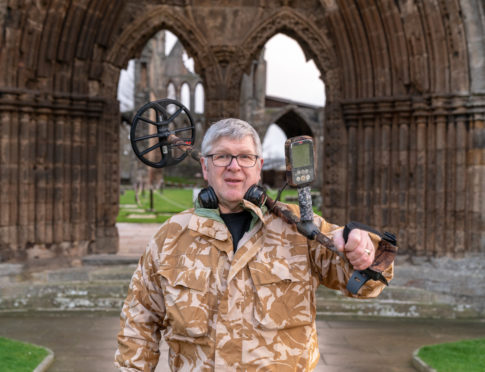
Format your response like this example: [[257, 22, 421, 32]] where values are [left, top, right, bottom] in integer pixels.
[[206, 153, 259, 168]]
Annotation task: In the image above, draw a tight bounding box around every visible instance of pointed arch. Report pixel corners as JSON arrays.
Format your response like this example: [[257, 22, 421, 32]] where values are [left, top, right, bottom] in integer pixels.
[[233, 9, 340, 104], [195, 83, 205, 114], [180, 82, 191, 109], [103, 7, 209, 98], [266, 107, 313, 139]]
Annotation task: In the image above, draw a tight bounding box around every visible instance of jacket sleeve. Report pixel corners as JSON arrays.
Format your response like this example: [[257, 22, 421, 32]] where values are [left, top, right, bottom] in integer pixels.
[[282, 204, 394, 299], [114, 238, 166, 371]]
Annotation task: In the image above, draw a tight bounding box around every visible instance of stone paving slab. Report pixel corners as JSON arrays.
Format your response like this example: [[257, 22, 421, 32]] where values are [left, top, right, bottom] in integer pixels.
[[116, 222, 160, 257], [0, 312, 483, 372]]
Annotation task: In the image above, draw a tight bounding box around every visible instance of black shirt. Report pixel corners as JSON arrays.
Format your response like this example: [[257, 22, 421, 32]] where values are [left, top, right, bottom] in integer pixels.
[[220, 210, 252, 252]]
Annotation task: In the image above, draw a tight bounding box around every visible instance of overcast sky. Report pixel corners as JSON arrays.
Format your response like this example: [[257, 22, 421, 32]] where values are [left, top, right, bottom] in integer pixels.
[[261, 33, 325, 159], [118, 31, 325, 159]]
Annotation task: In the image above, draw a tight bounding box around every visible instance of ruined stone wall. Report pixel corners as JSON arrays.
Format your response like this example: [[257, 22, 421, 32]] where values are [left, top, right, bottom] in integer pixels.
[[340, 96, 484, 257], [320, 0, 485, 256], [0, 91, 120, 261], [0, 0, 484, 262], [0, 1, 125, 261]]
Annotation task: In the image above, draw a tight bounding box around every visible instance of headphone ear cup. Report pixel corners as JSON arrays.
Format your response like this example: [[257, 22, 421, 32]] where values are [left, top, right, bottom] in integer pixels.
[[244, 184, 267, 208], [198, 186, 219, 209]]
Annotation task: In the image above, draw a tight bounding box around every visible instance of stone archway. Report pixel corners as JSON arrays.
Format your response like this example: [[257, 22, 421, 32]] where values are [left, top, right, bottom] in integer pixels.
[[267, 108, 313, 139], [0, 1, 484, 263]]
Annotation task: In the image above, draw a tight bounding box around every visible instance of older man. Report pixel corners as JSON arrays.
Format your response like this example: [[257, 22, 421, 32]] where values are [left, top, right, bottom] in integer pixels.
[[115, 118, 393, 371]]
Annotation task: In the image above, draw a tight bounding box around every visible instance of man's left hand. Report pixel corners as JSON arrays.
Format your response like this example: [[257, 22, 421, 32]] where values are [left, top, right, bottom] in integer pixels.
[[333, 229, 375, 270]]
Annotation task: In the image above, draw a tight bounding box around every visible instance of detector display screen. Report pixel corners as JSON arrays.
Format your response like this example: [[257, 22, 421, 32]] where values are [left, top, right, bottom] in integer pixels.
[[285, 136, 315, 187], [291, 142, 312, 168]]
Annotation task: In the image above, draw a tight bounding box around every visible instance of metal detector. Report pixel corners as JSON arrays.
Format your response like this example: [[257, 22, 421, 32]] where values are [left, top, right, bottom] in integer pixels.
[[129, 99, 398, 294]]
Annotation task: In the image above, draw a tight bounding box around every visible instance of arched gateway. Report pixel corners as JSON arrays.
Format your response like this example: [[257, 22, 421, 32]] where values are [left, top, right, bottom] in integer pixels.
[[0, 1, 484, 262]]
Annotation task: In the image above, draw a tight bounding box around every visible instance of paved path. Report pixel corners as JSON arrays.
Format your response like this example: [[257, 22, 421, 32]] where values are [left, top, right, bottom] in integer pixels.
[[117, 222, 161, 257], [0, 312, 484, 371]]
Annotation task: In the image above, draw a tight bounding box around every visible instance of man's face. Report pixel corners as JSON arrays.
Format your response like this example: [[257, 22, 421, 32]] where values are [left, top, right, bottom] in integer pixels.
[[201, 136, 263, 213]]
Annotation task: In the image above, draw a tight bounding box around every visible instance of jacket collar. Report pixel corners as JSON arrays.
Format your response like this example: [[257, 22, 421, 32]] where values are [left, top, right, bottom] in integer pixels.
[[188, 214, 229, 241], [192, 198, 267, 234]]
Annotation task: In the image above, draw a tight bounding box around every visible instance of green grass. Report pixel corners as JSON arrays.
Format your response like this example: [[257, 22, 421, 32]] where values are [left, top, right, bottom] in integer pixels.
[[164, 175, 202, 185], [418, 337, 485, 372], [117, 189, 193, 223], [267, 189, 322, 215], [0, 337, 49, 372], [117, 187, 321, 223]]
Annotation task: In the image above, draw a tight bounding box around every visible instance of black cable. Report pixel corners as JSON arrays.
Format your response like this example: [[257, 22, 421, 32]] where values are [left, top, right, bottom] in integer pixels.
[[268, 182, 288, 212]]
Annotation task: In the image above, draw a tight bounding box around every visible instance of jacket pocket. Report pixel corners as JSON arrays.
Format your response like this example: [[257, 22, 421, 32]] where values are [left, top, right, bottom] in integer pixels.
[[248, 256, 313, 330], [158, 266, 211, 337]]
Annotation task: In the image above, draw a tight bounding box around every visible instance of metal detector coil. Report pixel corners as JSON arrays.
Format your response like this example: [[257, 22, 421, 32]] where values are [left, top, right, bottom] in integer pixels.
[[130, 99, 196, 168]]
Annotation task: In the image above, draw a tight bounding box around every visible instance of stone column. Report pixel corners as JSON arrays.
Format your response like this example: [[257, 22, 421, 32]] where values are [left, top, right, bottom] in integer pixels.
[[376, 102, 393, 233], [344, 104, 358, 221], [467, 96, 485, 253], [431, 97, 448, 256], [412, 98, 428, 256], [454, 104, 468, 256], [361, 102, 376, 225], [396, 100, 411, 254]]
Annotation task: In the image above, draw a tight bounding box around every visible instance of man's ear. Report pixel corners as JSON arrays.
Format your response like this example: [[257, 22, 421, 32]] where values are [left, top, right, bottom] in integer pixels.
[[258, 158, 264, 180], [200, 157, 208, 181]]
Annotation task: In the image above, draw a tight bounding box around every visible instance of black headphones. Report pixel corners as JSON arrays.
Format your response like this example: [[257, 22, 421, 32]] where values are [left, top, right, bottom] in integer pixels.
[[198, 184, 267, 209]]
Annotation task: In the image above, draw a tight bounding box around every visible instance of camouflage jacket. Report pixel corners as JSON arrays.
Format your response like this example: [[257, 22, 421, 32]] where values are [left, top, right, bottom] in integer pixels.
[[115, 200, 393, 371]]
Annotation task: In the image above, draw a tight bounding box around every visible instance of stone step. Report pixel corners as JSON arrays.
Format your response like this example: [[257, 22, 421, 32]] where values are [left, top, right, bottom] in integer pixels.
[[1, 271, 478, 318], [316, 299, 478, 319], [316, 285, 453, 303], [0, 281, 128, 311], [315, 286, 479, 319]]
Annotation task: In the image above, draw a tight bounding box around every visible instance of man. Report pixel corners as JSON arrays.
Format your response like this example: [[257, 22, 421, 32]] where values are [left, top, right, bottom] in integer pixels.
[[115, 118, 393, 371]]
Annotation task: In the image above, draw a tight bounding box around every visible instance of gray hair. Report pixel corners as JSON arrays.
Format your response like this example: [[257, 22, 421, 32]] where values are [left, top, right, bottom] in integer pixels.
[[201, 118, 262, 157]]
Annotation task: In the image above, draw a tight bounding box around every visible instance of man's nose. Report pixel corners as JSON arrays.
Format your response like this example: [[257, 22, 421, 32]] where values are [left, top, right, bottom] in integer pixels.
[[227, 156, 241, 170]]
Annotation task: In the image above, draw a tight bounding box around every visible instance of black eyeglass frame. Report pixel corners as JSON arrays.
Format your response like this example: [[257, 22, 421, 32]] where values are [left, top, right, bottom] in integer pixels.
[[205, 153, 260, 168]]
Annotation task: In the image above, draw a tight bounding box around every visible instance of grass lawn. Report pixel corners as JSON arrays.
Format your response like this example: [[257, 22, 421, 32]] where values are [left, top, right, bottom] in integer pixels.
[[418, 337, 485, 372], [0, 337, 49, 372], [118, 189, 193, 223], [118, 187, 321, 223]]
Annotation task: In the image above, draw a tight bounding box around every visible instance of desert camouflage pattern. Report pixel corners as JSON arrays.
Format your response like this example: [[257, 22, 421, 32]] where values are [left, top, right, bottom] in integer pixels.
[[115, 200, 393, 371]]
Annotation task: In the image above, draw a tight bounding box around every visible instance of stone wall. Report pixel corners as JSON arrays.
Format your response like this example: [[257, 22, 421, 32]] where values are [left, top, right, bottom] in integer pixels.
[[0, 91, 119, 261], [0, 0, 484, 262], [337, 95, 485, 257]]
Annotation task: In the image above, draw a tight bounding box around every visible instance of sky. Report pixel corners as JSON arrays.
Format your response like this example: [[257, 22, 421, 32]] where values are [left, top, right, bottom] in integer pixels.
[[261, 34, 325, 159], [118, 32, 325, 159]]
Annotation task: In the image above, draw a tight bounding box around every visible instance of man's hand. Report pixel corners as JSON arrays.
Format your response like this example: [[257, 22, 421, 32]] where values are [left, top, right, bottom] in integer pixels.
[[333, 229, 375, 270]]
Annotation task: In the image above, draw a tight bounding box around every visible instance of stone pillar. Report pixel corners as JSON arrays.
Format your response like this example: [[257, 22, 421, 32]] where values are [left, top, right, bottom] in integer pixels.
[[362, 103, 376, 225], [344, 104, 358, 221], [0, 94, 17, 261], [412, 98, 428, 256], [376, 102, 393, 233], [467, 96, 485, 253], [430, 97, 447, 256], [396, 101, 411, 254], [323, 100, 346, 224], [0, 89, 118, 262]]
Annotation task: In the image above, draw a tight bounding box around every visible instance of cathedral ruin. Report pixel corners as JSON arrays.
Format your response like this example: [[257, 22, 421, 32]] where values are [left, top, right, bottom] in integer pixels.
[[0, 0, 484, 262]]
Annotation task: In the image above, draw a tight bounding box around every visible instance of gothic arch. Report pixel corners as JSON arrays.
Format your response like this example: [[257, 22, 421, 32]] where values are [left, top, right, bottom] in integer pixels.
[[235, 8, 340, 105], [103, 8, 209, 100], [1, 1, 484, 262], [180, 82, 191, 109], [265, 107, 313, 139]]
